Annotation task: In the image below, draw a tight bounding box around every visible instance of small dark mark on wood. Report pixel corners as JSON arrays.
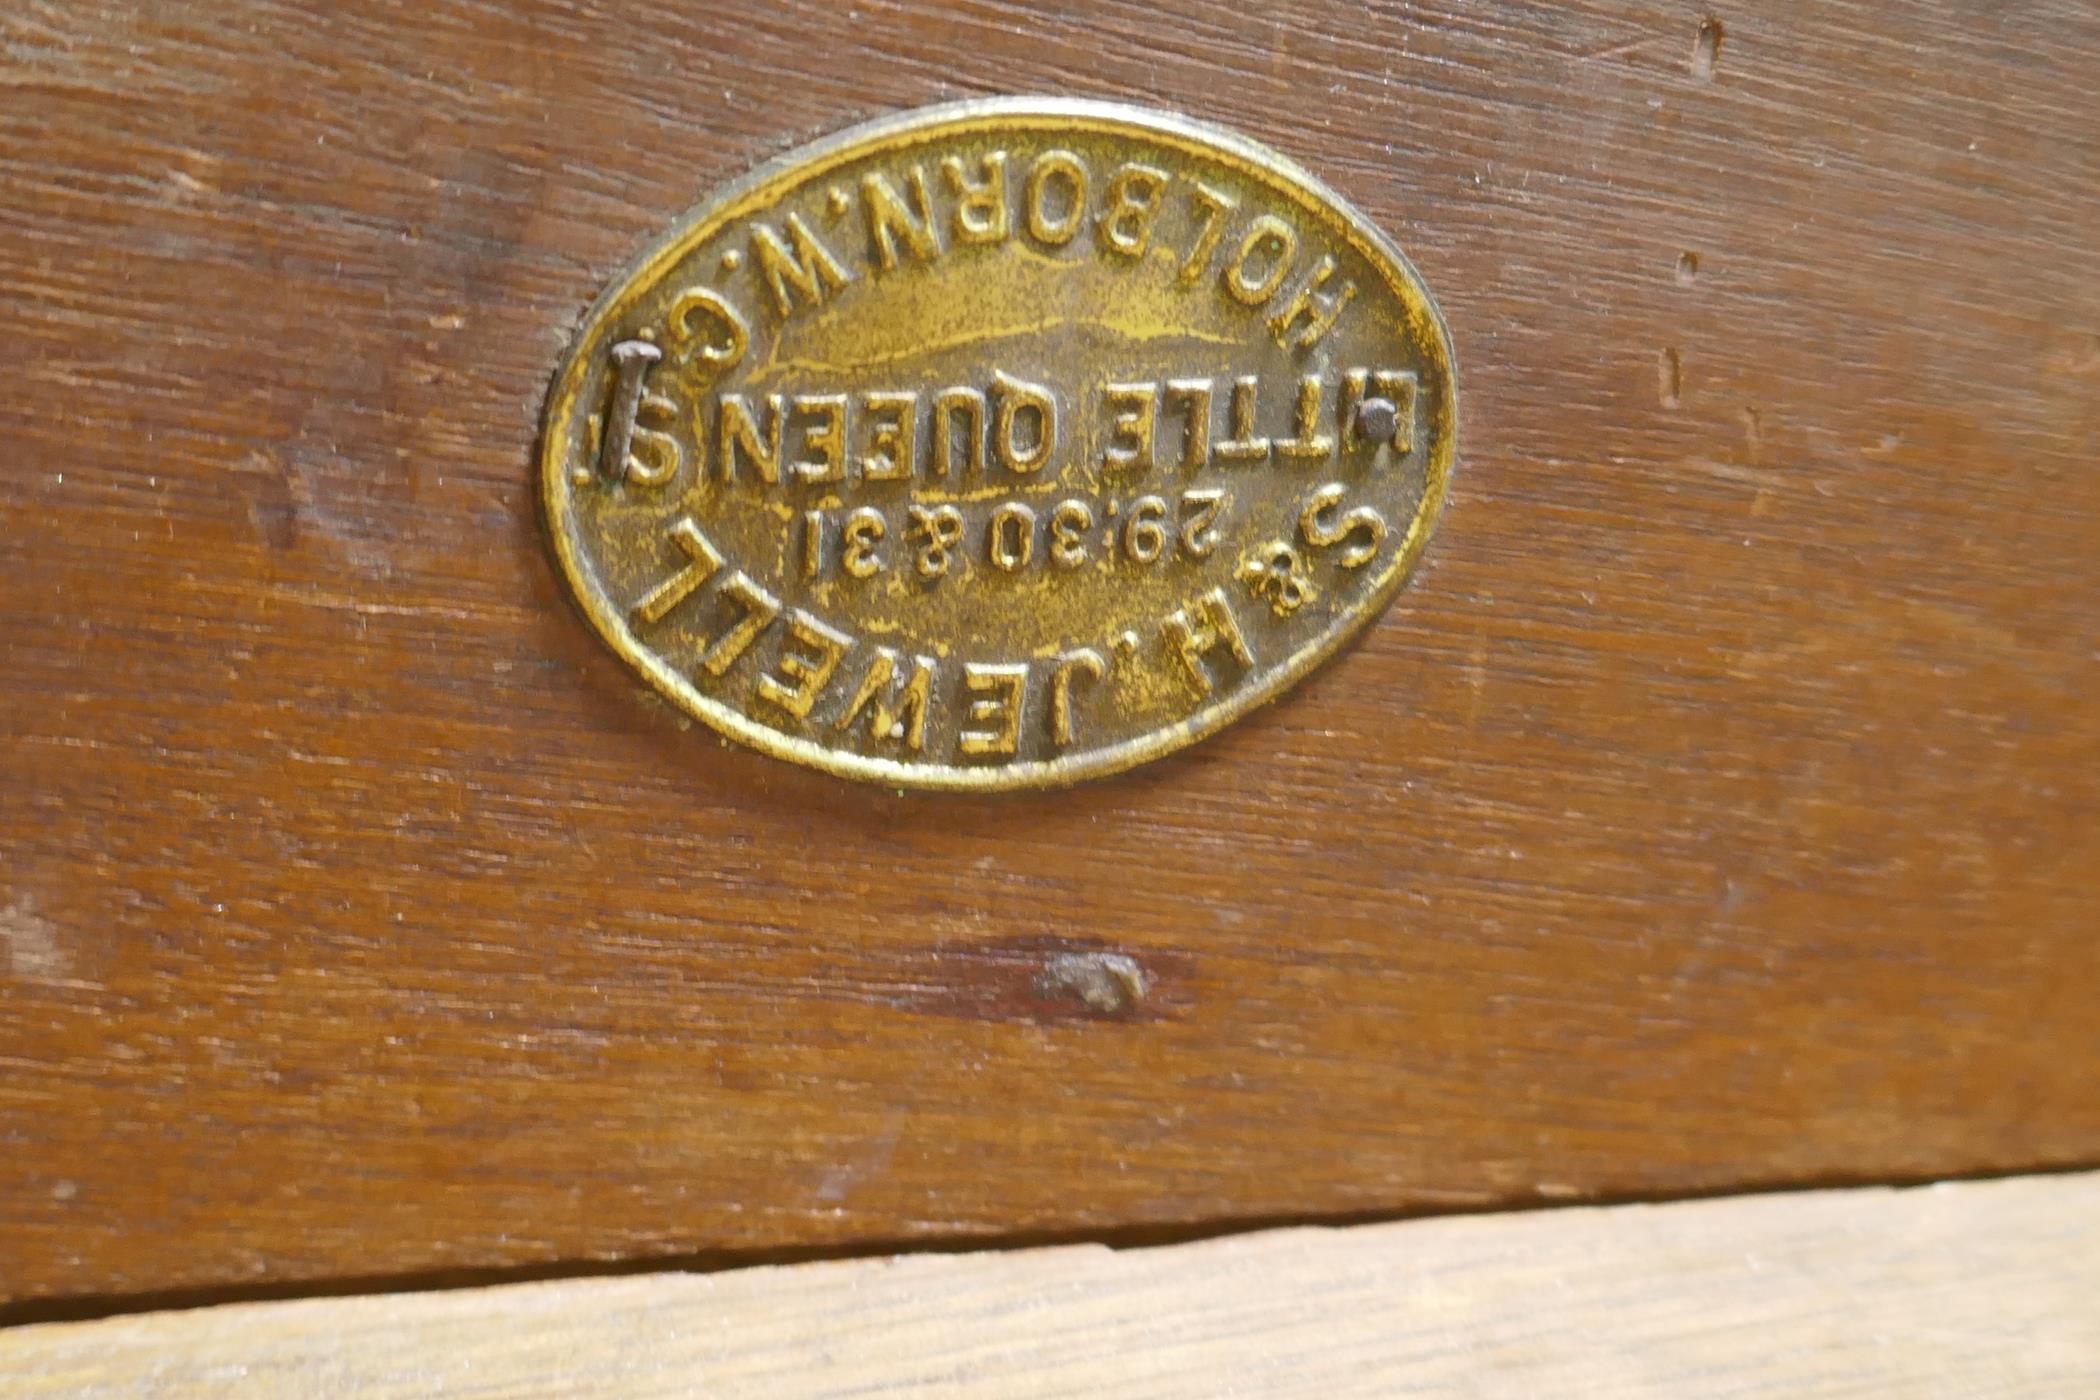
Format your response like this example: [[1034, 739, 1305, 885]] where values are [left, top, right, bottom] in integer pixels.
[[1693, 16, 1724, 80], [1038, 952, 1147, 1015], [1658, 347, 1683, 408], [1741, 405, 1765, 458]]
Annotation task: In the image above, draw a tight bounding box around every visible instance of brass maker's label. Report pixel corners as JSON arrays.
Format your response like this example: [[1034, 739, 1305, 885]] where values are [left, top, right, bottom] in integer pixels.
[[541, 98, 1456, 790]]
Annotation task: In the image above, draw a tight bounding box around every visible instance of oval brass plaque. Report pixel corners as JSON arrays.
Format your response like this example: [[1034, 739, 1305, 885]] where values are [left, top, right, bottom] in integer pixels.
[[541, 98, 1456, 790]]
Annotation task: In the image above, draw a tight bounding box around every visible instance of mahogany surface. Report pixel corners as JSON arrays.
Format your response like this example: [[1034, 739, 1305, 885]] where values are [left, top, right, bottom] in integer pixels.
[[2, 0, 2096, 1305]]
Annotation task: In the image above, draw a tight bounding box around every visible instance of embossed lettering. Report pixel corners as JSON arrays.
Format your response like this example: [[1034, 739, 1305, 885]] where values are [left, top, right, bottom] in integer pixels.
[[699, 573, 782, 676], [908, 503, 965, 578], [801, 508, 824, 578], [837, 648, 935, 749], [664, 286, 749, 375], [1239, 540, 1315, 616], [1274, 375, 1336, 460], [791, 393, 848, 482], [1123, 495, 1168, 563], [1338, 368, 1369, 446], [860, 390, 918, 482], [1269, 255, 1357, 350], [1049, 498, 1094, 568], [942, 152, 1009, 245], [931, 387, 985, 477], [987, 501, 1035, 571], [1223, 214, 1297, 306], [717, 393, 783, 483], [758, 610, 853, 719], [1164, 587, 1254, 694], [841, 507, 886, 578], [1024, 150, 1088, 246], [1101, 382, 1157, 472], [751, 213, 852, 318], [1213, 376, 1272, 462], [623, 389, 683, 488], [861, 166, 942, 270], [960, 663, 1028, 756], [1097, 163, 1169, 257], [1049, 649, 1105, 747], [1373, 369, 1418, 454], [631, 517, 724, 625], [990, 372, 1055, 474], [1179, 487, 1225, 558], [1177, 183, 1237, 285], [1164, 378, 1213, 468], [1299, 484, 1386, 568]]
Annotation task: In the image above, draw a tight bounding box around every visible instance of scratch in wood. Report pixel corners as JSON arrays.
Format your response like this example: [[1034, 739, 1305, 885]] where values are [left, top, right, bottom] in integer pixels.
[[1577, 37, 1654, 64], [1741, 405, 1765, 461], [0, 897, 70, 984]]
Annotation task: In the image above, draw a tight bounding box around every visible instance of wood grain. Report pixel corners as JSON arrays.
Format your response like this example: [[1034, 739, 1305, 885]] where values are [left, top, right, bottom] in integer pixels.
[[3, 0, 2099, 1305], [8, 1173, 2097, 1396]]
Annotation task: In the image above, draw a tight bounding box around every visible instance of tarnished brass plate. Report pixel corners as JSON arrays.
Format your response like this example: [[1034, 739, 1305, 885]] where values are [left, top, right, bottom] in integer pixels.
[[541, 98, 1456, 790]]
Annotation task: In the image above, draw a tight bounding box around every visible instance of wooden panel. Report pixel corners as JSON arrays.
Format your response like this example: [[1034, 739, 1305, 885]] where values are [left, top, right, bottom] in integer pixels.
[[3, 0, 2098, 1305], [8, 1173, 2097, 1396]]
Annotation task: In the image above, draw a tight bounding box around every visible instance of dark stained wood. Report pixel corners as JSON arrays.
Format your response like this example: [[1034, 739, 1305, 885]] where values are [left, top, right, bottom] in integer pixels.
[[3, 0, 2098, 1306]]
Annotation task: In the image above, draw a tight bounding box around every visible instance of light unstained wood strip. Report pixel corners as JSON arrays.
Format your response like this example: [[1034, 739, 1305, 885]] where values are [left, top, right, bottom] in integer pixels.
[[6, 1172, 2097, 1398]]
